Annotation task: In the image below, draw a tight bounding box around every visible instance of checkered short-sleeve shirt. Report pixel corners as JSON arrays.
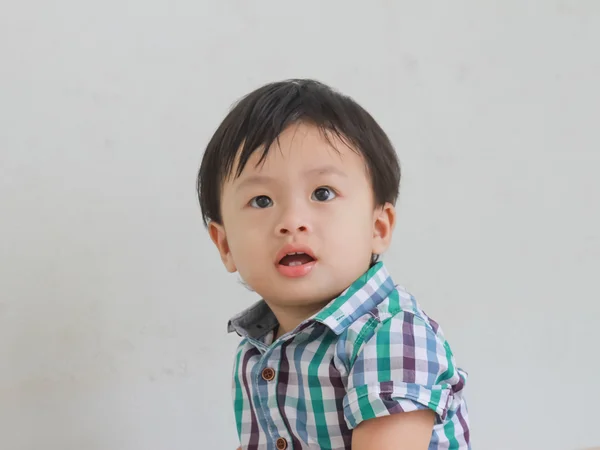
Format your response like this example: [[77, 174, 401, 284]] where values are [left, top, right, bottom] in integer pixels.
[[227, 263, 470, 449]]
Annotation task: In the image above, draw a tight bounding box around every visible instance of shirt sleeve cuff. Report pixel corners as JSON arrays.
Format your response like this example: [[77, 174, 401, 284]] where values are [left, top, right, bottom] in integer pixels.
[[343, 381, 454, 429]]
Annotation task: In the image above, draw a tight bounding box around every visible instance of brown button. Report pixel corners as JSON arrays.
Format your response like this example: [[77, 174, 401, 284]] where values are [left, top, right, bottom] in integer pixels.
[[276, 437, 287, 450], [261, 367, 275, 381]]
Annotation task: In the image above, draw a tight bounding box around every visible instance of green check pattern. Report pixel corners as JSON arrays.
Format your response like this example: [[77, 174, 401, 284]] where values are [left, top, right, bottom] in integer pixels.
[[227, 262, 470, 449]]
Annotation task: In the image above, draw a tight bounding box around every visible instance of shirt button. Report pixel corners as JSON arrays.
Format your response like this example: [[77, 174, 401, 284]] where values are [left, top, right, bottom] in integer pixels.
[[276, 437, 288, 449], [261, 367, 275, 381]]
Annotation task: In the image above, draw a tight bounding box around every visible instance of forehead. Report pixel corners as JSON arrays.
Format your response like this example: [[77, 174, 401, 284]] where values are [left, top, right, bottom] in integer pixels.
[[232, 122, 366, 178]]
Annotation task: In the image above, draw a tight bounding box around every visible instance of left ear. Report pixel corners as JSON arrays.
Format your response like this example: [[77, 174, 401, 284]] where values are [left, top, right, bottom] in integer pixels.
[[372, 202, 396, 255]]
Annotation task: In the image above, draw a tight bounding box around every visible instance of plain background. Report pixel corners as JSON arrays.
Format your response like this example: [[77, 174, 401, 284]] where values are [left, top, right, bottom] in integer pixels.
[[1, 1, 599, 449]]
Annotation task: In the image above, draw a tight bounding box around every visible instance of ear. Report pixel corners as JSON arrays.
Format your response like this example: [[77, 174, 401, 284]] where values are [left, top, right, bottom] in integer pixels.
[[208, 221, 237, 273], [372, 202, 396, 256]]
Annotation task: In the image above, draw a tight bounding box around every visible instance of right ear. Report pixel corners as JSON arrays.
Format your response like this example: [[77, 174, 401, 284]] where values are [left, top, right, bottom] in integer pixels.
[[208, 221, 237, 273]]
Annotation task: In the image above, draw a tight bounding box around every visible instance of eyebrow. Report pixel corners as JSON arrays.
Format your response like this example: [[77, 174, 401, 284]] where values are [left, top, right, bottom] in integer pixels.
[[303, 165, 348, 178], [234, 174, 274, 192], [235, 165, 347, 192]]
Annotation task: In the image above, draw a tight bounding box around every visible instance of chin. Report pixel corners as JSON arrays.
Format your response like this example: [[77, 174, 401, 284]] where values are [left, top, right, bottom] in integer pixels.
[[264, 283, 341, 307]]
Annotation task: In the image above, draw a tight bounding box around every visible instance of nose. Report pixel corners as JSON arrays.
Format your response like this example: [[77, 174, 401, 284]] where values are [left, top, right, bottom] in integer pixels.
[[275, 203, 311, 236]]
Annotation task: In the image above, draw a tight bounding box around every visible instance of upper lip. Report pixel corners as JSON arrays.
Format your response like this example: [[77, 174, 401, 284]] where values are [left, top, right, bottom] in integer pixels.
[[275, 243, 317, 264]]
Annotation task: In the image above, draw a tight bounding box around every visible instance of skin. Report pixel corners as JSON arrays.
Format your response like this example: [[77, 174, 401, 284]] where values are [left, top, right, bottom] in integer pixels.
[[210, 122, 433, 449]]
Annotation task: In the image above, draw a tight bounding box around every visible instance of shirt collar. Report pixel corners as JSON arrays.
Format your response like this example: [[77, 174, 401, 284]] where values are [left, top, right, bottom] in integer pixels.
[[313, 262, 395, 334], [227, 300, 279, 340], [227, 262, 395, 339]]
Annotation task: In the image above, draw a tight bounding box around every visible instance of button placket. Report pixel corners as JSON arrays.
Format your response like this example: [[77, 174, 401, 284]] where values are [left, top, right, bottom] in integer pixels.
[[256, 338, 294, 449], [255, 346, 286, 447]]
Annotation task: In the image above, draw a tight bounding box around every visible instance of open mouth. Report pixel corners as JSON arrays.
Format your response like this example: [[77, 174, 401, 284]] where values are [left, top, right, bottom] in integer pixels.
[[278, 252, 315, 267]]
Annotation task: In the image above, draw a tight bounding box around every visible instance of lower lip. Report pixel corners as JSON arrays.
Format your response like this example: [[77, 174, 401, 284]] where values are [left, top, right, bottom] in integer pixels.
[[276, 260, 317, 278]]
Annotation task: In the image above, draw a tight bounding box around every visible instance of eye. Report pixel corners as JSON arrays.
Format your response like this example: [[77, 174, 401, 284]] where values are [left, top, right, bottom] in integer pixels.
[[249, 195, 273, 208], [311, 187, 337, 202]]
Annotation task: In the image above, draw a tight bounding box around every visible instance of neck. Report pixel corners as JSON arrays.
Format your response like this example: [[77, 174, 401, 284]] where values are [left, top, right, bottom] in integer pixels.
[[267, 300, 330, 340]]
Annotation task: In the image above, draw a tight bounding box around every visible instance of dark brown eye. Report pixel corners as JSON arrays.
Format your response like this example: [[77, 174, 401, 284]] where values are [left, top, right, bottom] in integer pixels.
[[312, 187, 336, 202], [250, 195, 273, 208]]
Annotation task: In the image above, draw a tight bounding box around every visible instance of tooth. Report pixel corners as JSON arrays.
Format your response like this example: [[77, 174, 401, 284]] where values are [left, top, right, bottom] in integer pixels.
[[289, 261, 301, 266]]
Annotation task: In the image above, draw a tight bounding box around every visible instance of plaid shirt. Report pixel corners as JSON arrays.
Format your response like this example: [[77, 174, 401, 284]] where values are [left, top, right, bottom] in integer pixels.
[[227, 263, 470, 449]]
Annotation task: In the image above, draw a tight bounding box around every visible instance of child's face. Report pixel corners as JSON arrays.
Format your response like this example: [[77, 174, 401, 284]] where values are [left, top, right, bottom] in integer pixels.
[[209, 122, 395, 310]]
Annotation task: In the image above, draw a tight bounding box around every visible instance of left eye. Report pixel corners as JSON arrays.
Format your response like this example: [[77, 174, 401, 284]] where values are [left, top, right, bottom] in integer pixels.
[[311, 187, 336, 202]]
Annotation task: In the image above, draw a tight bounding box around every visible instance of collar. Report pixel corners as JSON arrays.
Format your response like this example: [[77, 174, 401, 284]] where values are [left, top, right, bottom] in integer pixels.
[[227, 299, 279, 340], [227, 262, 395, 339]]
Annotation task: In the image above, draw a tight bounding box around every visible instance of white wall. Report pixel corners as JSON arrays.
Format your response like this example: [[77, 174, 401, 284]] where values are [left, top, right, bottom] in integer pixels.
[[1, 1, 599, 449]]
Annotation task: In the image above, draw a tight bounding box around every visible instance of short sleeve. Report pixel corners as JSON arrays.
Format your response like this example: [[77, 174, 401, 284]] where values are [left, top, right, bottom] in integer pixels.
[[343, 311, 465, 429]]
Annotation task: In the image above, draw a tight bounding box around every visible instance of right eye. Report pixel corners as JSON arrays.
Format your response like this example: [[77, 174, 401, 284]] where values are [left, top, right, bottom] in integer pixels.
[[249, 195, 273, 208]]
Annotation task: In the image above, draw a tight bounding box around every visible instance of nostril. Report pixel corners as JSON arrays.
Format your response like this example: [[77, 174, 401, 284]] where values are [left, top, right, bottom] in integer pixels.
[[277, 225, 307, 234]]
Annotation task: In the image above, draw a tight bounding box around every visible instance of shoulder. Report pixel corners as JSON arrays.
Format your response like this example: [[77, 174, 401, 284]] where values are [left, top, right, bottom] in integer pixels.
[[339, 285, 450, 366], [231, 337, 262, 371]]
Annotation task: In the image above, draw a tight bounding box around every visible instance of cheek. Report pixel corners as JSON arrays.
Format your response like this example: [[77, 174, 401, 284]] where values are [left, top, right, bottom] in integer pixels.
[[325, 209, 373, 248], [326, 198, 374, 230], [225, 220, 271, 261]]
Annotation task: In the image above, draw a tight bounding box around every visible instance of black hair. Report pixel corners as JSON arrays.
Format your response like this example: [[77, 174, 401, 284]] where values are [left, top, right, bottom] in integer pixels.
[[197, 79, 401, 233]]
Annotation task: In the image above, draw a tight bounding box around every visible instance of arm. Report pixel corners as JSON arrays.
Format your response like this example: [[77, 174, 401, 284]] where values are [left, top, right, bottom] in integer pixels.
[[351, 409, 435, 450]]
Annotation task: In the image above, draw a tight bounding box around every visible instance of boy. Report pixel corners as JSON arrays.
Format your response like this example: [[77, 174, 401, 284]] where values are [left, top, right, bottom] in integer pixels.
[[197, 79, 470, 449]]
